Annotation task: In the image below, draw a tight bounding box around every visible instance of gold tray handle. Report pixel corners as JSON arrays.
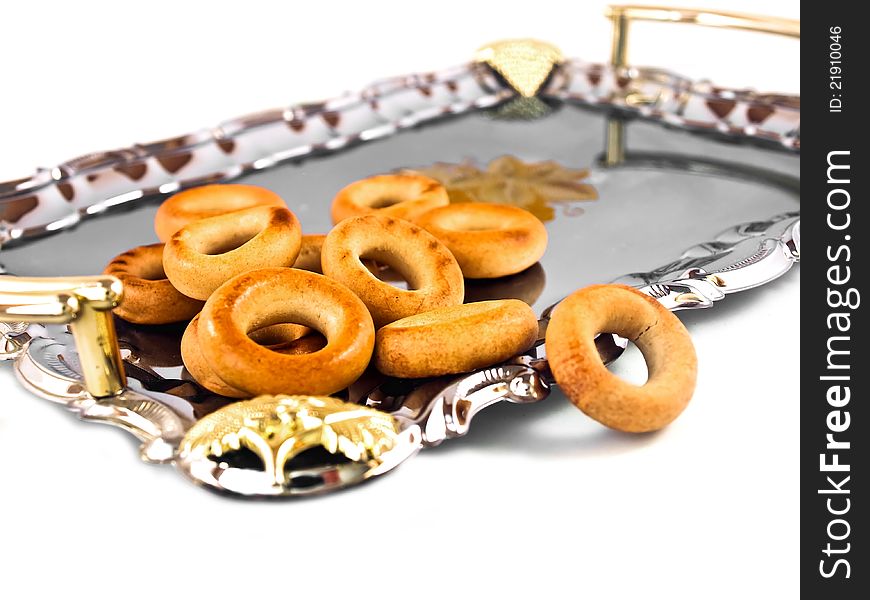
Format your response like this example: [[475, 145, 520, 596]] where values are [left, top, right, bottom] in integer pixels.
[[0, 275, 125, 398], [606, 5, 800, 69], [603, 5, 799, 166]]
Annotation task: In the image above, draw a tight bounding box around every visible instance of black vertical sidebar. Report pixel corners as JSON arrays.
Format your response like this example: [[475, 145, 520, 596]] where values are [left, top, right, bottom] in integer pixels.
[[802, 2, 866, 596]]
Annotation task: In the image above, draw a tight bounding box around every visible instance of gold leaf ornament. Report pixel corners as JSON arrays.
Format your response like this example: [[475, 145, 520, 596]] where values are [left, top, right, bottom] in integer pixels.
[[475, 39, 564, 97], [179, 395, 399, 487], [414, 156, 598, 221]]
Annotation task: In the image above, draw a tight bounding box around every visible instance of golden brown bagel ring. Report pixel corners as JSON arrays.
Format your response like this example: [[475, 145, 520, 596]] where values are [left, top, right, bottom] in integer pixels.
[[413, 203, 548, 279], [292, 234, 326, 273], [321, 214, 464, 327], [546, 284, 697, 433], [163, 206, 302, 300], [374, 300, 538, 378], [154, 184, 286, 242], [181, 315, 248, 398], [182, 316, 328, 397], [103, 243, 203, 324], [330, 173, 449, 224], [197, 268, 375, 396]]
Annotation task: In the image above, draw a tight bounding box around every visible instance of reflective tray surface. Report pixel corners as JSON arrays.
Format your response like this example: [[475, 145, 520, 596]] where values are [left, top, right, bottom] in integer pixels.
[[0, 102, 799, 418]]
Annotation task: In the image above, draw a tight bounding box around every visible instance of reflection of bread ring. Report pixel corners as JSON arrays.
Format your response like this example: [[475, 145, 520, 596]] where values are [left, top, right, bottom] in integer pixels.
[[546, 284, 697, 433], [163, 206, 302, 300], [154, 184, 286, 242], [322, 215, 464, 327], [292, 234, 326, 273], [104, 243, 203, 324], [414, 203, 547, 279], [463, 262, 546, 306], [330, 173, 448, 224], [197, 268, 375, 396], [115, 320, 186, 368], [374, 300, 538, 378]]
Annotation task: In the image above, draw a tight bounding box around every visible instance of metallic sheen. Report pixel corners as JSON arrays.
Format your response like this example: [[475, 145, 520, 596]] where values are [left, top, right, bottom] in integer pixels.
[[0, 17, 800, 497], [604, 5, 799, 163], [0, 275, 125, 397], [606, 5, 800, 69], [475, 39, 564, 97], [176, 395, 416, 496]]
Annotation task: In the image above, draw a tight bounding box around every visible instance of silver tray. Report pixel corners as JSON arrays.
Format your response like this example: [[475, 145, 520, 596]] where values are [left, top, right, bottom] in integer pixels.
[[0, 7, 800, 497]]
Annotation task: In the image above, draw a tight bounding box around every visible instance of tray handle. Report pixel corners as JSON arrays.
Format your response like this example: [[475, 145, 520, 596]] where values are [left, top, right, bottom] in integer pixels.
[[603, 5, 799, 165], [606, 5, 800, 69], [0, 275, 125, 398]]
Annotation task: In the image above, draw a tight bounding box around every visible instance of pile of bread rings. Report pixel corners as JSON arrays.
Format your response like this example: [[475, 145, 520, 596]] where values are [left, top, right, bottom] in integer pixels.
[[105, 174, 697, 433]]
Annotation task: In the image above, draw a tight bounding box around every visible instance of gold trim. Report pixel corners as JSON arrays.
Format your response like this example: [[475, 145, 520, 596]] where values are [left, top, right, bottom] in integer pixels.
[[603, 5, 799, 165], [0, 290, 80, 323], [413, 155, 598, 222], [475, 39, 564, 97], [179, 395, 399, 488], [606, 5, 800, 69], [604, 118, 627, 167], [610, 10, 629, 69], [0, 275, 125, 397]]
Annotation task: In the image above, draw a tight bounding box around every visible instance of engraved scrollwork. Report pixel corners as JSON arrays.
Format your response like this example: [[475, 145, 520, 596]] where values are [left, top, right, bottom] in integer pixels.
[[0, 321, 31, 360], [176, 395, 405, 495], [13, 331, 190, 463], [616, 213, 800, 310], [405, 364, 549, 446]]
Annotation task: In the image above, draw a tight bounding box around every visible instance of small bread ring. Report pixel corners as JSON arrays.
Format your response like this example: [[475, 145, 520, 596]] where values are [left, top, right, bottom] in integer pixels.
[[103, 243, 203, 324], [182, 316, 328, 397], [374, 300, 538, 378], [321, 214, 464, 327], [163, 206, 302, 300], [197, 267, 375, 396], [154, 184, 286, 242], [546, 284, 697, 433], [330, 173, 449, 224], [292, 234, 326, 273], [414, 203, 548, 279], [182, 315, 248, 398]]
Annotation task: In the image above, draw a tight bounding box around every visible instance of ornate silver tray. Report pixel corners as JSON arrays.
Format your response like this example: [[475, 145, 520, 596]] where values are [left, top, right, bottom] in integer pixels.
[[0, 6, 799, 497]]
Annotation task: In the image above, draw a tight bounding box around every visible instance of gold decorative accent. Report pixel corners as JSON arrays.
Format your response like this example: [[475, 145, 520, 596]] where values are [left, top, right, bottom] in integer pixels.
[[604, 118, 627, 167], [475, 39, 563, 98], [179, 395, 399, 487], [414, 156, 597, 222], [488, 97, 553, 121], [0, 275, 125, 397], [706, 274, 727, 288], [606, 5, 800, 70], [673, 292, 706, 306], [603, 5, 799, 164]]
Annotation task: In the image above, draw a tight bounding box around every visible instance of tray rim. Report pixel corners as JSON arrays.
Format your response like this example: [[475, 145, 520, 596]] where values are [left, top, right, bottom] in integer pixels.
[[0, 30, 801, 498], [0, 42, 802, 400], [0, 55, 799, 248]]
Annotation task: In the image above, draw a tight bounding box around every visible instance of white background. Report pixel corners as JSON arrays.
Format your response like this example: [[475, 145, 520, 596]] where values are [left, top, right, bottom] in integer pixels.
[[1, 1, 799, 598]]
